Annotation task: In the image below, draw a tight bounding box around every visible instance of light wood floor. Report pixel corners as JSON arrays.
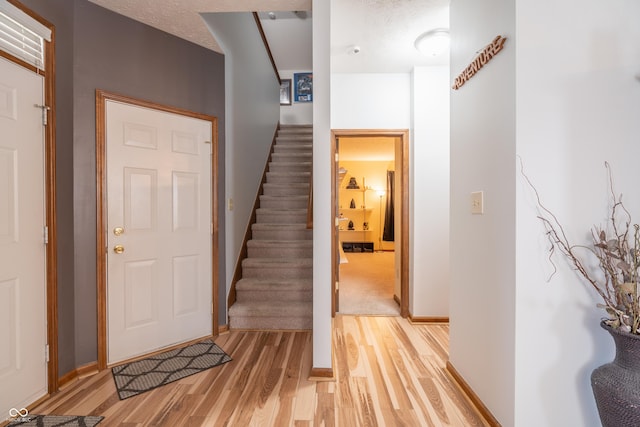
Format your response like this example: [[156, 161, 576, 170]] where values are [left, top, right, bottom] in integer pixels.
[[29, 316, 490, 426]]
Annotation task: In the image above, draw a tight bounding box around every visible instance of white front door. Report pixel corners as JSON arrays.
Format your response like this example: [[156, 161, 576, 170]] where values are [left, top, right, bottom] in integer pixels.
[[0, 57, 47, 418], [106, 100, 212, 364]]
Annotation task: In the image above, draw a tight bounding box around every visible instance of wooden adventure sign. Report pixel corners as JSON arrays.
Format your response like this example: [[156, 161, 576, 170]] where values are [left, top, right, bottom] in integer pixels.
[[452, 35, 507, 90]]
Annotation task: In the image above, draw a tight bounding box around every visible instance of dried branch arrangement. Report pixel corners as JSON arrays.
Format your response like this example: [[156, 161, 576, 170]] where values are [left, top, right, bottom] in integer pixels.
[[521, 160, 640, 335]]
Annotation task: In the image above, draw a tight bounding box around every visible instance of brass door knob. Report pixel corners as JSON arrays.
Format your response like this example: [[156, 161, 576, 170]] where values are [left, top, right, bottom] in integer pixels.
[[113, 227, 124, 236], [113, 245, 125, 254]]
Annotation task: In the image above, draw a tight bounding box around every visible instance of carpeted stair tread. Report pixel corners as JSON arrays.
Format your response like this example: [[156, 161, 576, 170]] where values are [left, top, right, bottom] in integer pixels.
[[229, 300, 312, 318], [267, 171, 311, 178], [229, 314, 312, 330], [266, 171, 311, 183], [274, 140, 312, 146], [271, 152, 312, 161], [276, 133, 312, 139], [247, 239, 313, 258], [235, 282, 312, 303], [266, 171, 311, 178], [242, 258, 312, 268], [271, 150, 312, 155], [268, 165, 312, 174], [235, 278, 312, 292], [259, 195, 309, 209], [270, 160, 312, 165], [247, 239, 312, 248], [268, 161, 312, 171], [277, 126, 312, 133], [250, 232, 312, 241], [256, 208, 308, 215], [251, 223, 311, 231], [256, 209, 308, 224], [275, 137, 312, 143], [263, 183, 310, 190], [263, 182, 310, 187], [251, 224, 312, 240], [260, 194, 309, 200], [262, 185, 310, 197]]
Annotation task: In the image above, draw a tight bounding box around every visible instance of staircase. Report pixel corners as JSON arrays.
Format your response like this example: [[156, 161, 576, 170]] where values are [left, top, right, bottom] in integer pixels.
[[228, 125, 313, 330]]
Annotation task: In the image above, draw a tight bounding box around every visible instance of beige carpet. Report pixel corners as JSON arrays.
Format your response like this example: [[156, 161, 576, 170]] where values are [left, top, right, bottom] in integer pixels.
[[338, 251, 399, 315]]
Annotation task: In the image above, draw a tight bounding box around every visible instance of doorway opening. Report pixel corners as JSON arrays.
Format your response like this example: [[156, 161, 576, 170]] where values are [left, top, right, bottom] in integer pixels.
[[331, 130, 409, 318]]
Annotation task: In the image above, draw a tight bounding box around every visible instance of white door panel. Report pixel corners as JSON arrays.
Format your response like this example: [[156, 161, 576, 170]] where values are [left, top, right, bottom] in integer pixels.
[[0, 57, 47, 418], [106, 101, 212, 364]]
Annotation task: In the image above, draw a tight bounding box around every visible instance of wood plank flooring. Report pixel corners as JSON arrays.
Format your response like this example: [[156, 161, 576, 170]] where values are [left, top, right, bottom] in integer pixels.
[[28, 316, 490, 426]]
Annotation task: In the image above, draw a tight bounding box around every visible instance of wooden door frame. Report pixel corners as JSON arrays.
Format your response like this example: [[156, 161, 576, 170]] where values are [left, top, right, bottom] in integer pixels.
[[5, 0, 58, 393], [95, 90, 219, 370], [331, 129, 409, 318]]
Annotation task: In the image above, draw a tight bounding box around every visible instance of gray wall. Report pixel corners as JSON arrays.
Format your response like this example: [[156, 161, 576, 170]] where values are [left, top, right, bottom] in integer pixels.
[[21, 0, 226, 375], [202, 13, 280, 290]]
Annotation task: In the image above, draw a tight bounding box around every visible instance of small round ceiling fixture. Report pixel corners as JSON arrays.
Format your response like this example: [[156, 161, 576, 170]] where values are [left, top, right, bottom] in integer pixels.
[[415, 28, 450, 56]]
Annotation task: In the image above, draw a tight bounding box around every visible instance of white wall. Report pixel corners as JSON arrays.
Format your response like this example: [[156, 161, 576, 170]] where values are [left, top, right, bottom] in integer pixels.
[[331, 71, 451, 318], [279, 70, 313, 125], [514, 0, 640, 425], [203, 13, 280, 291], [450, 0, 640, 425], [410, 66, 450, 317], [449, 0, 516, 424], [331, 73, 411, 129], [312, 0, 332, 370]]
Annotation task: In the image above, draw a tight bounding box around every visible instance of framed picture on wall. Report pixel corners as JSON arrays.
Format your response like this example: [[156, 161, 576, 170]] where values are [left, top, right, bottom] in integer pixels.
[[294, 72, 313, 102], [280, 79, 292, 106]]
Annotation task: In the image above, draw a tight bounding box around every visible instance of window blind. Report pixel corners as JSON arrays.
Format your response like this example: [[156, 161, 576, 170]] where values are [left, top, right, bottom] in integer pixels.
[[0, 1, 51, 69]]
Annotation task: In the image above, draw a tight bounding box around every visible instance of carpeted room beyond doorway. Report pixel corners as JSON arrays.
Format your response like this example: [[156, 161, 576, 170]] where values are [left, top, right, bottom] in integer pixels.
[[338, 251, 399, 315]]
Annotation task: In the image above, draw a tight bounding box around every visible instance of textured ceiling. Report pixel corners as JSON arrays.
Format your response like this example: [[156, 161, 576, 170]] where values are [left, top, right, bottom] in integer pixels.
[[331, 0, 450, 73], [87, 0, 449, 73], [87, 0, 312, 53]]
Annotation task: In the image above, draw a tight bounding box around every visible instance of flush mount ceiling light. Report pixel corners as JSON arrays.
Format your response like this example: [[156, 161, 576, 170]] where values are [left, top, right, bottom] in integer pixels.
[[415, 28, 450, 56]]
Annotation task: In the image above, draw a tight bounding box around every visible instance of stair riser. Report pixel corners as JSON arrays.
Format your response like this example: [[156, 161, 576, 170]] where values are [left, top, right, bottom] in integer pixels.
[[259, 197, 308, 209], [277, 133, 312, 138], [236, 289, 312, 303], [269, 163, 312, 173], [260, 197, 309, 209], [266, 173, 310, 184], [247, 246, 313, 258], [230, 316, 312, 330], [274, 145, 312, 153], [242, 266, 312, 280], [276, 132, 312, 137], [263, 185, 309, 197], [256, 212, 307, 224], [271, 153, 312, 162], [275, 137, 312, 143], [252, 228, 312, 240], [278, 127, 312, 132]]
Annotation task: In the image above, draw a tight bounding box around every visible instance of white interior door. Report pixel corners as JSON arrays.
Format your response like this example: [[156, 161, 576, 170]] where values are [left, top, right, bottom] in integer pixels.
[[0, 57, 47, 418], [106, 100, 212, 364]]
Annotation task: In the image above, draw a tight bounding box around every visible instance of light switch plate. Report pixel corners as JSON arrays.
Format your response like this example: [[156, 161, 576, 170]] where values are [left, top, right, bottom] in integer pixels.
[[471, 191, 484, 214]]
